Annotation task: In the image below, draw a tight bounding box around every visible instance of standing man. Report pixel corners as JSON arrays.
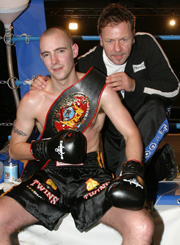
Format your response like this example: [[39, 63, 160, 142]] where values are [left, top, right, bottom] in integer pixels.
[[0, 27, 153, 245]]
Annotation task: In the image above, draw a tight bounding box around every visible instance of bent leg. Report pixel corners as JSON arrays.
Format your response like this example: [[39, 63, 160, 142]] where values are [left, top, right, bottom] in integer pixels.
[[0, 196, 38, 245], [104, 95, 168, 177], [134, 95, 168, 162], [102, 127, 124, 174], [134, 95, 169, 202], [100, 207, 154, 245]]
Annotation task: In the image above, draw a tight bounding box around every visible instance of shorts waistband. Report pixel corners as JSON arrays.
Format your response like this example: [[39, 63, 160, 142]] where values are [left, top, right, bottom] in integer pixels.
[[48, 151, 105, 169]]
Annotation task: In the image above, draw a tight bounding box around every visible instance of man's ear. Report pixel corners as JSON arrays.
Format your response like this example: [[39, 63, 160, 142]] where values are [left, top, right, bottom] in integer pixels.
[[100, 35, 103, 47], [132, 30, 135, 44], [72, 43, 79, 58]]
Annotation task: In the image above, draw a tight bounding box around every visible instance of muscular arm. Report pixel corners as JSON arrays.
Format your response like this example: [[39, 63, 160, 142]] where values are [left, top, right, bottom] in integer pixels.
[[101, 86, 143, 162], [9, 91, 42, 160]]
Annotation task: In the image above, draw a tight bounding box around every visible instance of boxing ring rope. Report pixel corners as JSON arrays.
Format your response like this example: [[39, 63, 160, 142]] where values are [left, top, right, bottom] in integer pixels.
[[10, 35, 180, 42]]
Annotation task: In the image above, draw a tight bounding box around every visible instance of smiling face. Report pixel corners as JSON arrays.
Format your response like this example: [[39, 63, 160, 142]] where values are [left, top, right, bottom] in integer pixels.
[[40, 28, 78, 83], [100, 21, 135, 65]]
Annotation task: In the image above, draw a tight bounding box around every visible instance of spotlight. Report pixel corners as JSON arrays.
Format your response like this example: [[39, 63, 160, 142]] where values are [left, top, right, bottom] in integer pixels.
[[69, 22, 78, 30], [169, 19, 176, 26]]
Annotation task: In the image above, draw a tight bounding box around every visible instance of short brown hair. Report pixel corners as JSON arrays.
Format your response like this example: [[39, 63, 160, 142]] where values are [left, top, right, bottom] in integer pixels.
[[97, 3, 136, 34]]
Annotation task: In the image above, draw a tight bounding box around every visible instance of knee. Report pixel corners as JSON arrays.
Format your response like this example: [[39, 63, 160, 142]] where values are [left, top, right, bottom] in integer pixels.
[[134, 210, 154, 242], [120, 209, 154, 242], [144, 95, 167, 112]]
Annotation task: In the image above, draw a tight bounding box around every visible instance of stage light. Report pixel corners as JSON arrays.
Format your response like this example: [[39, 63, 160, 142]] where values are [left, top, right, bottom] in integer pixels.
[[169, 19, 176, 26], [69, 22, 78, 30]]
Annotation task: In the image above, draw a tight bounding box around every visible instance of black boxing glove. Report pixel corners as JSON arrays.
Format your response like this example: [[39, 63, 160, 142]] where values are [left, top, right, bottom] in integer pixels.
[[106, 160, 146, 210], [30, 129, 87, 164]]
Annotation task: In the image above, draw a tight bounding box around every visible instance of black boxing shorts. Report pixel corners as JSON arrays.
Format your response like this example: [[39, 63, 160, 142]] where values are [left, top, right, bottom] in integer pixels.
[[6, 152, 113, 232]]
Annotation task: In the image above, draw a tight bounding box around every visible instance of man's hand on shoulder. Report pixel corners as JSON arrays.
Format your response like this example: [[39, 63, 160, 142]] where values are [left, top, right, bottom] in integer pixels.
[[31, 75, 50, 90], [106, 72, 135, 92]]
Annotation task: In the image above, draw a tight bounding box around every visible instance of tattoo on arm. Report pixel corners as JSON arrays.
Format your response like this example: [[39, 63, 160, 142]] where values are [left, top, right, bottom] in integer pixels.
[[12, 125, 27, 136]]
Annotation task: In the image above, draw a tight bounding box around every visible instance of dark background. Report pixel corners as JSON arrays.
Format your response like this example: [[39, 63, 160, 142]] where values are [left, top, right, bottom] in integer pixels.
[[0, 0, 180, 149]]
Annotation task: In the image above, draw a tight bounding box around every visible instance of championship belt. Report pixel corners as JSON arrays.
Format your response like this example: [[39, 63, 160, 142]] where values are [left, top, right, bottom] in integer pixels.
[[21, 67, 106, 181]]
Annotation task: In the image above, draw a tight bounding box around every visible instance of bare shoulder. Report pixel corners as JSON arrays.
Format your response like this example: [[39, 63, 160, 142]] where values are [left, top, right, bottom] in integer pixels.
[[101, 85, 122, 105], [18, 89, 47, 114], [21, 89, 45, 104]]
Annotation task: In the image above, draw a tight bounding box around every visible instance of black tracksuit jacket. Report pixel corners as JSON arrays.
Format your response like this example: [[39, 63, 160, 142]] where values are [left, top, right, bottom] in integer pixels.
[[76, 32, 179, 117]]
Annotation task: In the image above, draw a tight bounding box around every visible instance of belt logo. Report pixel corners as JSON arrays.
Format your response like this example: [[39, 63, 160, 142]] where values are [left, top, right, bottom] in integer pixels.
[[52, 92, 90, 132]]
